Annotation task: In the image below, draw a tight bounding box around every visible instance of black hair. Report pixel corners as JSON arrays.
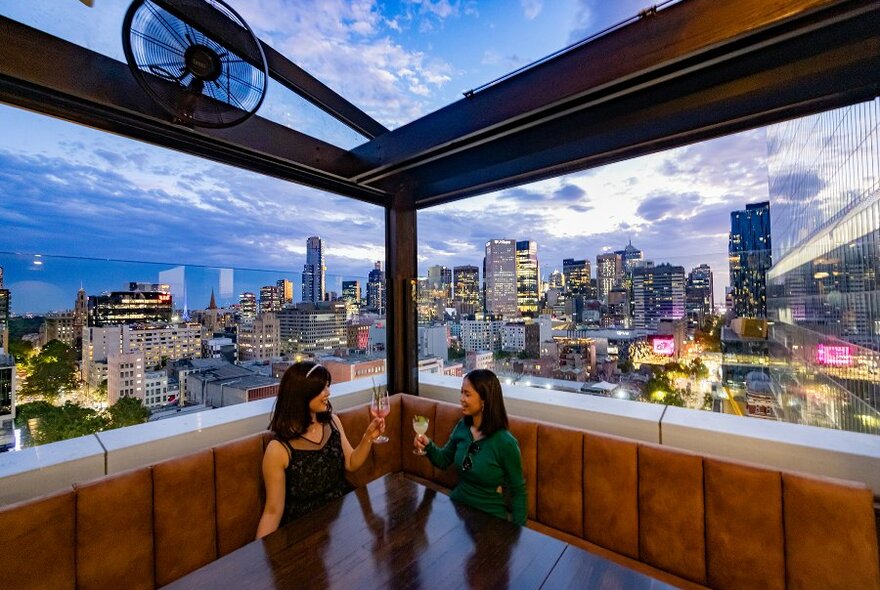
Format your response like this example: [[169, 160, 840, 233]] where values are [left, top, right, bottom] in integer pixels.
[[462, 369, 509, 437], [268, 361, 333, 440]]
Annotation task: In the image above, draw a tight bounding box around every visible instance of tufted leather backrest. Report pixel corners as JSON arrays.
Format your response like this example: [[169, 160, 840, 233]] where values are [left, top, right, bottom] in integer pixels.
[[213, 433, 264, 557], [75, 468, 154, 590], [0, 489, 76, 590], [1, 393, 877, 590], [153, 449, 217, 587]]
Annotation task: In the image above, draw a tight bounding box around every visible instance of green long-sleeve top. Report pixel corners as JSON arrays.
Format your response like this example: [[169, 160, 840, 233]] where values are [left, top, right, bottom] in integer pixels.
[[425, 419, 527, 525]]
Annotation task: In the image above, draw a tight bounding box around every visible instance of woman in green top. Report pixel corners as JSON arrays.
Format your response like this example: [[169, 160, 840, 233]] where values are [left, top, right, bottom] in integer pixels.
[[413, 369, 527, 525]]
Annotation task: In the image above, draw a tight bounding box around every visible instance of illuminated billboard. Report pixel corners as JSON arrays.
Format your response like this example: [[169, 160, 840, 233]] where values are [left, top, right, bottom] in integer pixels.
[[652, 336, 675, 356], [816, 344, 853, 367]]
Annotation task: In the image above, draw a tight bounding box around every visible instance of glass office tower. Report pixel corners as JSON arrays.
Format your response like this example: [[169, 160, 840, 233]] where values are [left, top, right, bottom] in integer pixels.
[[766, 98, 880, 433]]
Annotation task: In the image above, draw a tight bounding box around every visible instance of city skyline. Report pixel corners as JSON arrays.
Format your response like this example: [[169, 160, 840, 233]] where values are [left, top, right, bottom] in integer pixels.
[[1, 1, 765, 315]]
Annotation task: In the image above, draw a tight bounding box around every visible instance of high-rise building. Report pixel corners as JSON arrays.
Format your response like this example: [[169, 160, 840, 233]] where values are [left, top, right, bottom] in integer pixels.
[[484, 239, 517, 317], [87, 285, 173, 327], [766, 98, 880, 425], [603, 288, 631, 328], [259, 285, 282, 314], [302, 236, 325, 304], [562, 258, 591, 296], [341, 280, 361, 307], [616, 240, 644, 274], [0, 351, 15, 452], [276, 279, 294, 305], [238, 312, 281, 361], [729, 201, 772, 318], [239, 292, 257, 321], [453, 265, 480, 311], [515, 241, 539, 316], [686, 264, 715, 326], [367, 261, 385, 316], [596, 252, 622, 303], [73, 287, 87, 354], [547, 270, 564, 290], [278, 302, 346, 353], [632, 263, 686, 329], [427, 265, 452, 298], [0, 267, 9, 352]]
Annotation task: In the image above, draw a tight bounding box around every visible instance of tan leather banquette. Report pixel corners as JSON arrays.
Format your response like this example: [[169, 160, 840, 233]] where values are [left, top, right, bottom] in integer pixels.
[[2, 393, 878, 589]]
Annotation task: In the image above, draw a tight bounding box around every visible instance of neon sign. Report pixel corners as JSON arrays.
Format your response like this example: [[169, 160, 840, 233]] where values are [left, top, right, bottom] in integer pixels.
[[816, 344, 852, 367], [652, 337, 675, 356]]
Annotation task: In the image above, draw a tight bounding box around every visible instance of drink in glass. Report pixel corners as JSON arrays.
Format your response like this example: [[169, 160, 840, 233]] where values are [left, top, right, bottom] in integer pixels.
[[412, 415, 429, 455], [370, 390, 390, 444]]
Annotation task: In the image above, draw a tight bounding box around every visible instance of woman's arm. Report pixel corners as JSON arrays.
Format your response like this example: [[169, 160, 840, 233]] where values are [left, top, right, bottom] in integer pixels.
[[424, 422, 462, 470], [255, 440, 287, 539], [334, 414, 384, 473], [499, 435, 527, 526]]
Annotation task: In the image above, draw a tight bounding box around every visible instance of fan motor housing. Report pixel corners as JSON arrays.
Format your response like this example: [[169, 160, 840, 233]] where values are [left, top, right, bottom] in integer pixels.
[[184, 44, 222, 81]]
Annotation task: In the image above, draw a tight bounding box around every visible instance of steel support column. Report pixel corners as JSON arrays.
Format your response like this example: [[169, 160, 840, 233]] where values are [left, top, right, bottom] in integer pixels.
[[385, 188, 418, 395]]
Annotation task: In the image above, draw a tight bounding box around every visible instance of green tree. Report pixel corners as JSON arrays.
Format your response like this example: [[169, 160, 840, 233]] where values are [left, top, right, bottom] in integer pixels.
[[18, 340, 79, 399], [7, 337, 34, 364], [31, 402, 109, 445], [695, 315, 723, 352], [13, 400, 55, 427], [447, 346, 465, 361], [108, 396, 151, 428], [644, 372, 686, 407], [688, 357, 709, 380]]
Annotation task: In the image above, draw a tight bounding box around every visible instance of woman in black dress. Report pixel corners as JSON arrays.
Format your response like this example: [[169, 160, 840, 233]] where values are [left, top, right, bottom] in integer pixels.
[[256, 361, 384, 538]]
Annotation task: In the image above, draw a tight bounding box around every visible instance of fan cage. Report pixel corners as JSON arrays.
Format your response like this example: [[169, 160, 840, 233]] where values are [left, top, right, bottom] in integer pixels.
[[123, 0, 268, 128]]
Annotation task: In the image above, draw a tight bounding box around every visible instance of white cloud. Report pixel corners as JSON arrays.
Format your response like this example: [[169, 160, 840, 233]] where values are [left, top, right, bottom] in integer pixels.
[[521, 0, 543, 20], [240, 1, 454, 127]]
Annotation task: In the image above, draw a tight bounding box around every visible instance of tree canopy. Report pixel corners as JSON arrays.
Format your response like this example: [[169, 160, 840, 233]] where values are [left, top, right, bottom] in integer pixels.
[[108, 396, 151, 428], [18, 339, 79, 399], [28, 401, 110, 445]]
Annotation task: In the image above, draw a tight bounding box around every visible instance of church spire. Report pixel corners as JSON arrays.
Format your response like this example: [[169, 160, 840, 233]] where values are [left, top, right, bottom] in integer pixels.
[[208, 289, 217, 310]]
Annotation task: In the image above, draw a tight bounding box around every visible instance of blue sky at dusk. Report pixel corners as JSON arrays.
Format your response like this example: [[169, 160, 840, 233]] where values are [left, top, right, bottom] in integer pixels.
[[0, 0, 770, 314]]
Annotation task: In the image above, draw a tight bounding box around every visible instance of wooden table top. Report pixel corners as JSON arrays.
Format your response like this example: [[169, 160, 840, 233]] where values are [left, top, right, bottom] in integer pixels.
[[164, 472, 676, 589]]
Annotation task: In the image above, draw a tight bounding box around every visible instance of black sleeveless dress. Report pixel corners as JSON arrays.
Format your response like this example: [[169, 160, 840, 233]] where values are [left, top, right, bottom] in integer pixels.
[[277, 420, 352, 526]]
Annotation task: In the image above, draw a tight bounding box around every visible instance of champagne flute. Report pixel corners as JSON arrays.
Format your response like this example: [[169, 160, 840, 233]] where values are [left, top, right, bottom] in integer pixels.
[[370, 390, 390, 444], [412, 416, 429, 455]]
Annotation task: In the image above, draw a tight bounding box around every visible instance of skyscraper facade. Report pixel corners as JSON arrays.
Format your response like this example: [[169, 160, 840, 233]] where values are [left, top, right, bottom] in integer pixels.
[[302, 236, 325, 304], [686, 264, 714, 326], [729, 201, 772, 318], [453, 265, 480, 308], [596, 252, 622, 303], [239, 292, 257, 321], [0, 267, 9, 352], [341, 280, 361, 307], [484, 239, 517, 317], [515, 240, 539, 316], [632, 263, 686, 329], [616, 240, 643, 275], [367, 261, 385, 316], [427, 265, 453, 300], [259, 285, 281, 314], [766, 98, 880, 428], [87, 287, 173, 327], [276, 279, 294, 305], [562, 258, 591, 296]]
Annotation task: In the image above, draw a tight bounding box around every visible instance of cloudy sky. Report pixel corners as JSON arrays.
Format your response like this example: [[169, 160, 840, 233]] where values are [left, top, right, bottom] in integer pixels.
[[0, 0, 771, 313]]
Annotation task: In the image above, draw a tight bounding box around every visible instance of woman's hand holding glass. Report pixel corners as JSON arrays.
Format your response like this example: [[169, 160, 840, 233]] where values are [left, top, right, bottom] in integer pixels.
[[413, 432, 431, 454], [364, 416, 386, 444], [412, 416, 430, 455]]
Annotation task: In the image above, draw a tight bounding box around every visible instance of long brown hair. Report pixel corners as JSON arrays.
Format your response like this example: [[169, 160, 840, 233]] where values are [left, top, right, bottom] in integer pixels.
[[462, 369, 509, 437], [268, 361, 333, 440]]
